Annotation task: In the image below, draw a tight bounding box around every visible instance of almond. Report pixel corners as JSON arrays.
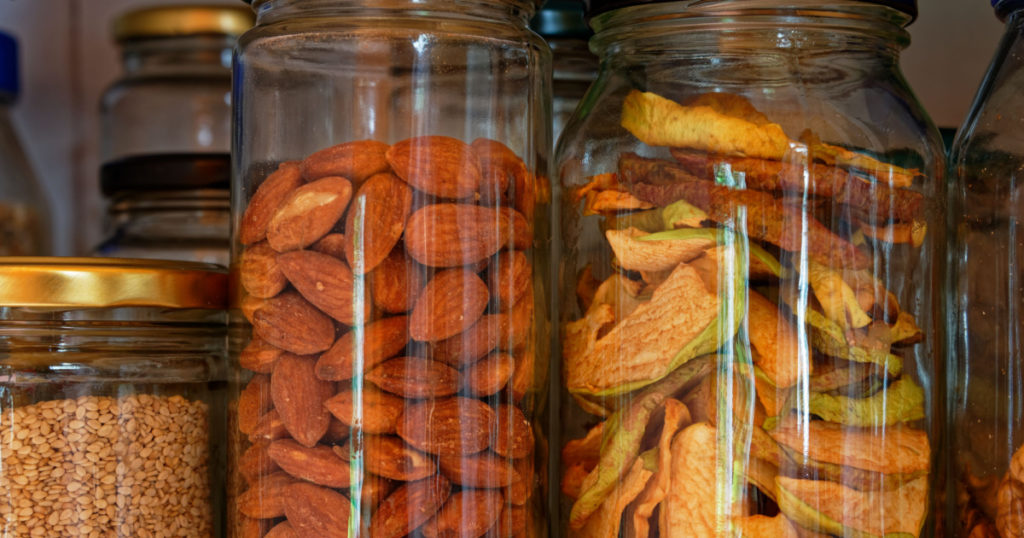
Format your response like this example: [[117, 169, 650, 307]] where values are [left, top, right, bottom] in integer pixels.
[[238, 375, 272, 436], [237, 515, 273, 538], [311, 232, 347, 259], [505, 455, 534, 506], [282, 482, 353, 538], [510, 346, 535, 403], [271, 354, 334, 447], [264, 522, 298, 538], [267, 439, 351, 488], [358, 435, 437, 481], [511, 167, 536, 230], [239, 294, 265, 324], [352, 473, 395, 510], [370, 249, 425, 314], [430, 314, 502, 366], [366, 357, 460, 399], [438, 452, 517, 488], [491, 404, 534, 459], [387, 136, 482, 199], [248, 409, 289, 443], [494, 505, 528, 537], [252, 291, 336, 355], [472, 138, 521, 205], [240, 161, 303, 245], [301, 140, 391, 183], [325, 385, 405, 435], [239, 337, 284, 374], [345, 172, 414, 275], [487, 250, 532, 311], [369, 476, 452, 538], [398, 397, 495, 456], [267, 176, 352, 252], [405, 204, 527, 267], [238, 440, 280, 484], [315, 316, 409, 381], [496, 291, 532, 351], [420, 489, 503, 538], [277, 250, 372, 326], [240, 241, 289, 298], [236, 472, 295, 519], [409, 269, 489, 342], [322, 416, 350, 444], [461, 352, 514, 397]]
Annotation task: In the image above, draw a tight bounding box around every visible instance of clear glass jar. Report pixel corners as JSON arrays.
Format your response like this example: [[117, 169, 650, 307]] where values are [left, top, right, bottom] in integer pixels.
[[229, 1, 551, 536], [555, 1, 943, 537], [0, 258, 227, 537], [95, 5, 253, 265], [0, 32, 52, 256], [531, 0, 597, 144], [949, 1, 1024, 535]]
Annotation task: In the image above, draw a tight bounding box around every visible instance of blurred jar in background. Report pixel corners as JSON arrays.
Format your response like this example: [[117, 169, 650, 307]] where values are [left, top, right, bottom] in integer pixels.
[[94, 5, 253, 265], [531, 0, 597, 144], [0, 31, 52, 255]]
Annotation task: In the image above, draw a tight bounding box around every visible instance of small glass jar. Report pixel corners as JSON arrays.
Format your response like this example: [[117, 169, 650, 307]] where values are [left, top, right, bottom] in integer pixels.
[[0, 258, 227, 537], [531, 0, 598, 143], [94, 5, 253, 265], [949, 1, 1024, 535], [556, 1, 943, 536], [229, 1, 551, 537], [0, 31, 52, 256]]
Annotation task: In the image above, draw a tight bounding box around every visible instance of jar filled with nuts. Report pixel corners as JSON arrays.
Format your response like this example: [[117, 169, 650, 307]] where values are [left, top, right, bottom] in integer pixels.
[[0, 258, 227, 537], [230, 1, 552, 537]]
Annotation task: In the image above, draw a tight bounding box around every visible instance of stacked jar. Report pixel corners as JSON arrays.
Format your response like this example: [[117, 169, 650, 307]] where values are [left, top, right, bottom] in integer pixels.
[[94, 5, 253, 265], [228, 1, 551, 537], [556, 1, 943, 536], [949, 0, 1024, 535], [0, 258, 227, 536]]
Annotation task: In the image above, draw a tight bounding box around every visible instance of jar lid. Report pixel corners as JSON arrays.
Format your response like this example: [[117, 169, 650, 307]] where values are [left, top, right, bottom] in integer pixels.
[[584, 1, 918, 21], [532, 0, 592, 39], [101, 153, 231, 196], [993, 0, 1024, 20], [0, 31, 17, 103], [0, 258, 227, 309], [113, 4, 255, 41]]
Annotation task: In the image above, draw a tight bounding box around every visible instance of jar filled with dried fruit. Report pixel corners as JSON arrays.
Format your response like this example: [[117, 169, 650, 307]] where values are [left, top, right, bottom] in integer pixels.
[[949, 1, 1024, 535], [229, 1, 552, 536], [556, 1, 943, 536], [0, 258, 227, 537]]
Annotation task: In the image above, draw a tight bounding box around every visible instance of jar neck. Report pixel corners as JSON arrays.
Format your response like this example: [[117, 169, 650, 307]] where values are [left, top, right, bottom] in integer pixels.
[[253, 0, 538, 26], [106, 190, 230, 237], [591, 1, 909, 63], [119, 35, 234, 77]]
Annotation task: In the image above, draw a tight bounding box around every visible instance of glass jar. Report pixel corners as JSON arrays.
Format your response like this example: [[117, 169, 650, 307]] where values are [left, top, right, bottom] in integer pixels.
[[531, 0, 597, 143], [0, 258, 227, 537], [229, 1, 551, 537], [949, 1, 1024, 535], [0, 32, 52, 256], [94, 5, 254, 265], [555, 1, 943, 537]]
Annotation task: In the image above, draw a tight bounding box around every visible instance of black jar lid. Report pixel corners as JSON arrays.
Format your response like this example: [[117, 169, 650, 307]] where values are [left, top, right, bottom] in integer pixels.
[[532, 0, 591, 39], [993, 0, 1024, 20], [100, 153, 231, 196], [584, 1, 917, 21]]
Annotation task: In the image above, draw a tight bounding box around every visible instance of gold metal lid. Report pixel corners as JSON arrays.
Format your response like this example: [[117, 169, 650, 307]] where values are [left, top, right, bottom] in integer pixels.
[[113, 4, 254, 41], [0, 258, 227, 309]]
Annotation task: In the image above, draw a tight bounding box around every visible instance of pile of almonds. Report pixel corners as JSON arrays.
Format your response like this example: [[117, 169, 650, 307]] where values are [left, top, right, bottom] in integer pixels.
[[234, 136, 541, 537]]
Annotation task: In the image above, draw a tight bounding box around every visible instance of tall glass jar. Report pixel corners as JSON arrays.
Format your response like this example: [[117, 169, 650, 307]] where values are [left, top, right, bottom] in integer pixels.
[[0, 258, 227, 537], [556, 1, 943, 536], [949, 1, 1024, 535], [229, 2, 551, 536], [0, 31, 52, 256], [94, 5, 254, 264]]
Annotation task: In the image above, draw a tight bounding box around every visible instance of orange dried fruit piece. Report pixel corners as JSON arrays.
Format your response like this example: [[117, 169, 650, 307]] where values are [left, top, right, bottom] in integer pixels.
[[732, 514, 800, 538], [623, 398, 691, 538], [770, 421, 930, 477], [578, 457, 654, 538], [748, 289, 808, 389], [606, 227, 717, 273], [776, 475, 929, 537], [660, 422, 733, 536]]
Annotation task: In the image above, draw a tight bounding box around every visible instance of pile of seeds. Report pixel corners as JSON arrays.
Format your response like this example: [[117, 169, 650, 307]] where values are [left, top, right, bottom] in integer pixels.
[[0, 394, 211, 537]]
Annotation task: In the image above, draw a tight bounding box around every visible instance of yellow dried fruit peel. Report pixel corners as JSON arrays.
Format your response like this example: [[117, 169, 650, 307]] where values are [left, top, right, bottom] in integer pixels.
[[770, 421, 930, 476], [808, 140, 920, 189], [607, 227, 716, 273], [733, 514, 800, 538], [621, 90, 792, 160], [569, 357, 713, 530], [776, 475, 929, 538], [808, 377, 925, 428], [807, 260, 873, 330], [623, 398, 691, 538], [748, 289, 809, 388], [579, 458, 654, 538], [572, 172, 623, 205]]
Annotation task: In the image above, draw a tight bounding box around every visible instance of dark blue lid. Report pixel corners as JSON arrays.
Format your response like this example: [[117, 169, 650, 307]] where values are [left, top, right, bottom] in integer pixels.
[[0, 31, 17, 102], [532, 0, 592, 39], [993, 0, 1024, 21], [585, 1, 917, 22]]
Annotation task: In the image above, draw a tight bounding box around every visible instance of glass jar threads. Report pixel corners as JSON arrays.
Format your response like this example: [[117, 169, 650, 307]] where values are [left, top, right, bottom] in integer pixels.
[[0, 258, 227, 537], [229, 1, 551, 536], [556, 1, 943, 536]]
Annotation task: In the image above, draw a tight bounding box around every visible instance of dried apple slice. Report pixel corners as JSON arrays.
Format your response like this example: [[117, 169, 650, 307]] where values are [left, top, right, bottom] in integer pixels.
[[733, 514, 800, 537], [607, 227, 718, 272], [770, 421, 930, 478], [808, 377, 925, 428], [623, 399, 692, 538], [807, 261, 873, 330], [748, 289, 808, 388], [776, 475, 928, 537], [579, 457, 654, 538]]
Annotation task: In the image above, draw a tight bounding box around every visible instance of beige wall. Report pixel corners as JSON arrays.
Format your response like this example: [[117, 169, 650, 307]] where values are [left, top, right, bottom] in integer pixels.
[[0, 0, 1009, 254]]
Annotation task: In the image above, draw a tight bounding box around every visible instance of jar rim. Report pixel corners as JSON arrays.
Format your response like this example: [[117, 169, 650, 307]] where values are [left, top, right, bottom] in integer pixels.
[[0, 258, 227, 309]]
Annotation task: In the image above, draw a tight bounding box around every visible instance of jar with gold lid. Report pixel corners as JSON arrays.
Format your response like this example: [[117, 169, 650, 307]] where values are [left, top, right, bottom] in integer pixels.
[[0, 258, 227, 537]]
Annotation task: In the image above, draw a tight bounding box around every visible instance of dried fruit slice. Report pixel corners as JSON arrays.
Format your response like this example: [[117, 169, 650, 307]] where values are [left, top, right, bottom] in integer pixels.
[[748, 289, 808, 388], [409, 268, 490, 342], [282, 482, 353, 538], [369, 476, 452, 538], [606, 227, 717, 273], [623, 398, 691, 538], [420, 489, 504, 538], [579, 457, 653, 538], [300, 139, 391, 183], [268, 439, 351, 488], [387, 135, 482, 199], [732, 515, 800, 538], [240, 161, 303, 245], [325, 385, 405, 434], [266, 176, 352, 252], [271, 354, 334, 447], [808, 377, 925, 427], [660, 423, 726, 536], [776, 475, 928, 537], [398, 397, 496, 456], [315, 316, 409, 381], [770, 421, 930, 476], [345, 172, 414, 275]]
